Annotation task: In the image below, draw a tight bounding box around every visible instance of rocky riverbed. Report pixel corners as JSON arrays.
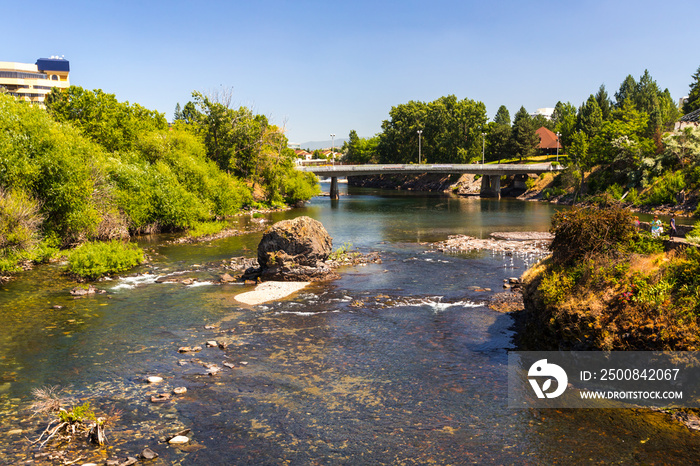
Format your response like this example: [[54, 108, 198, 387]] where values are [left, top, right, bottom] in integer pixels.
[[433, 231, 553, 256]]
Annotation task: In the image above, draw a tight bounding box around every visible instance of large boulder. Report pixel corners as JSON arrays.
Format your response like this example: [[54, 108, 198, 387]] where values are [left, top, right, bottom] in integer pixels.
[[254, 216, 338, 281]]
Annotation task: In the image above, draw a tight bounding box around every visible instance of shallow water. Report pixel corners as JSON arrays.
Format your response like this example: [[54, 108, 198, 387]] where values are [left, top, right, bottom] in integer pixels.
[[1, 184, 698, 464]]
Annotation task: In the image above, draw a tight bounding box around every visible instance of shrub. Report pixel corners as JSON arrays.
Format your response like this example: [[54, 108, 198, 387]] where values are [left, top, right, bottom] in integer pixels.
[[0, 188, 43, 255], [549, 206, 636, 265], [642, 170, 685, 206], [0, 94, 104, 243], [67, 240, 144, 279], [188, 221, 227, 238]]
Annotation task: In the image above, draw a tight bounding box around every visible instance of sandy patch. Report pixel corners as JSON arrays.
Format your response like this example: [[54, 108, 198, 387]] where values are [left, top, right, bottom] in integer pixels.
[[235, 281, 310, 305]]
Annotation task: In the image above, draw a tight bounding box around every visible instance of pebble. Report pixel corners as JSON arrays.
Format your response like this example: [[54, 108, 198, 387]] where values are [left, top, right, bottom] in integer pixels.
[[140, 448, 158, 460], [168, 435, 190, 444], [150, 393, 171, 403], [147, 376, 163, 383], [206, 340, 218, 347], [173, 387, 187, 395], [178, 346, 202, 353]]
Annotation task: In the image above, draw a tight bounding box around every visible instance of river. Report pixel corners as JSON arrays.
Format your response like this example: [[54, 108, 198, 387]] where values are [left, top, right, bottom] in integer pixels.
[[0, 183, 698, 464]]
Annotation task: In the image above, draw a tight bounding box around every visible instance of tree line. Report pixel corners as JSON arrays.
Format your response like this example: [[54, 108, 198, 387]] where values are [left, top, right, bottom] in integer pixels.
[[0, 87, 318, 273], [342, 67, 700, 210]]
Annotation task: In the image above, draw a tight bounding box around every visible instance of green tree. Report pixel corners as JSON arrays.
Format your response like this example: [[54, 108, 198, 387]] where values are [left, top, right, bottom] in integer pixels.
[[486, 105, 512, 162], [615, 74, 637, 109], [595, 84, 613, 121], [493, 105, 510, 126], [423, 95, 487, 163], [577, 95, 603, 138], [377, 96, 487, 164], [173, 103, 182, 122], [45, 86, 168, 153], [511, 106, 539, 161], [377, 100, 427, 164], [343, 130, 379, 164], [683, 65, 700, 114], [180, 101, 200, 125], [552, 101, 577, 149]]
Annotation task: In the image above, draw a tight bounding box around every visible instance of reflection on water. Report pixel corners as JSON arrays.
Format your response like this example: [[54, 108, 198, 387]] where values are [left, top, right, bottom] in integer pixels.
[[1, 186, 699, 464]]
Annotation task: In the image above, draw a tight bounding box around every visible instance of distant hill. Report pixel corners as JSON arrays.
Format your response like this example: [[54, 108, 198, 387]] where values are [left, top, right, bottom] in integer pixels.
[[294, 139, 348, 151]]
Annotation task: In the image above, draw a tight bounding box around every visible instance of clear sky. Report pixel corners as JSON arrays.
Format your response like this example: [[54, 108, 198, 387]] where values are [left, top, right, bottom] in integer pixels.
[[5, 0, 698, 143]]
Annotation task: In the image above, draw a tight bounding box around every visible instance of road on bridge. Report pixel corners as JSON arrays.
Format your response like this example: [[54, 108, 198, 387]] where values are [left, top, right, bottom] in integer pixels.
[[296, 163, 563, 199]]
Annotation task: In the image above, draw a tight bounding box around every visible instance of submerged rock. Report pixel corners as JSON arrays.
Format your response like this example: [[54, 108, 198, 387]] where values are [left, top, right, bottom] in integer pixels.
[[140, 448, 159, 460]]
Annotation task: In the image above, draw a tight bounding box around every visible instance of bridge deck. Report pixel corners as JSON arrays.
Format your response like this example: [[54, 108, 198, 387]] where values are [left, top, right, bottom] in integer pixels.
[[297, 163, 561, 177]]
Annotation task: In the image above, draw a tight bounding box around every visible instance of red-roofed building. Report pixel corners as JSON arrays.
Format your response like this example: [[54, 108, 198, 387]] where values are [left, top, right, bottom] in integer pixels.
[[536, 126, 560, 155]]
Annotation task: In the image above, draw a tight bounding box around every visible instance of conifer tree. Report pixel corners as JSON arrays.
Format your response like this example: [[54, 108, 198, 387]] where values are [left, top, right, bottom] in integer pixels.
[[511, 106, 539, 161], [683, 65, 700, 114]]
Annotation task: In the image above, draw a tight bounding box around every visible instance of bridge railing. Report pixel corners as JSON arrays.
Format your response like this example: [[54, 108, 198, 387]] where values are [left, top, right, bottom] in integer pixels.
[[297, 163, 563, 177]]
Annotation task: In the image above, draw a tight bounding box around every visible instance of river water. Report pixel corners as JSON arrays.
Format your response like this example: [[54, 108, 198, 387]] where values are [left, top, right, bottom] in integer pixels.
[[1, 183, 699, 465]]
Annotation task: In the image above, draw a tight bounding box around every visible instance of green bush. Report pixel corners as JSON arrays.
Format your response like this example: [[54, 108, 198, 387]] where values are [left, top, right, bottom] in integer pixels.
[[188, 221, 227, 238], [67, 240, 144, 279], [0, 94, 104, 243], [642, 170, 685, 206], [606, 183, 624, 200]]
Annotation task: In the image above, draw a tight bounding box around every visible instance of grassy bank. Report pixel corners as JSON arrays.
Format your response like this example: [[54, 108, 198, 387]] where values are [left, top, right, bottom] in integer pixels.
[[520, 206, 700, 351]]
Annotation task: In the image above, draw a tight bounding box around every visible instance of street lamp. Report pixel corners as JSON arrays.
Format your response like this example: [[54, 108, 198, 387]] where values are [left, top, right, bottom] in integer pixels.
[[556, 132, 561, 163], [482, 131, 486, 164], [417, 130, 423, 164], [330, 133, 335, 163]]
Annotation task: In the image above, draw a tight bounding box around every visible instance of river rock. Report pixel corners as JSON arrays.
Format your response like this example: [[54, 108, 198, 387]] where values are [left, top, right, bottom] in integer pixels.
[[250, 216, 339, 281], [140, 448, 159, 460], [147, 376, 163, 383], [168, 435, 190, 444], [173, 386, 187, 395], [70, 284, 97, 296], [258, 216, 332, 268]]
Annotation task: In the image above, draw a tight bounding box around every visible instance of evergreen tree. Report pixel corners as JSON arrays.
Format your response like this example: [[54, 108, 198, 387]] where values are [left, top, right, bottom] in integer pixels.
[[511, 106, 539, 161], [595, 84, 612, 121], [487, 105, 512, 162], [634, 70, 660, 115], [615, 75, 637, 109], [173, 103, 182, 121], [493, 105, 510, 126], [683, 65, 700, 114], [577, 95, 603, 138]]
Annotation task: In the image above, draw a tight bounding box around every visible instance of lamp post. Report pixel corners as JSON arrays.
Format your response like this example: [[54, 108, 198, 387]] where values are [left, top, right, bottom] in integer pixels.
[[482, 131, 486, 164], [417, 130, 423, 164], [330, 133, 335, 164], [556, 132, 560, 163]]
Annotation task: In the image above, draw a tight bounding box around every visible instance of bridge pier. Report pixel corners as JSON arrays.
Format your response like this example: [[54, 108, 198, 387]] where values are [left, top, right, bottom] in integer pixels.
[[330, 177, 339, 200], [480, 175, 501, 198]]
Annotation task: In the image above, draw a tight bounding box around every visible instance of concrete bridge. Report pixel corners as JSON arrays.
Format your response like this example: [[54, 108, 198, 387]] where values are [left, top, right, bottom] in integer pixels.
[[296, 163, 563, 199]]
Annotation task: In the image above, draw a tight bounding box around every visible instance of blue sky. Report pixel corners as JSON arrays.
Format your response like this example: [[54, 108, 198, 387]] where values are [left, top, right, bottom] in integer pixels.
[[5, 0, 699, 143]]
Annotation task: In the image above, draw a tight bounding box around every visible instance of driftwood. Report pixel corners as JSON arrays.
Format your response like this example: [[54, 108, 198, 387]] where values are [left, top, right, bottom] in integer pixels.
[[30, 386, 120, 448]]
